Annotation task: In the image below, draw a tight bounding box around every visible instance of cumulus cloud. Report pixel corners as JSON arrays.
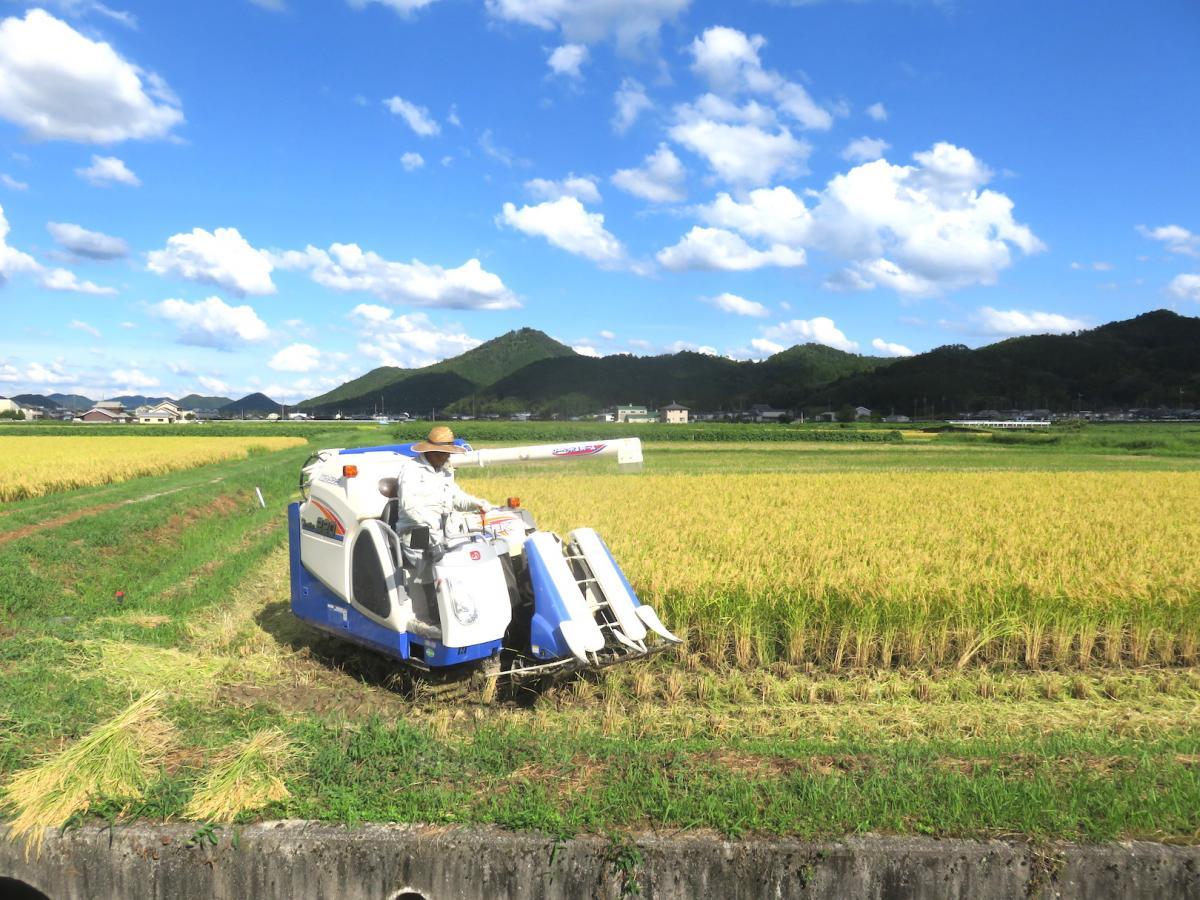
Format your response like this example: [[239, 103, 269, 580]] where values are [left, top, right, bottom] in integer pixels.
[[348, 304, 482, 368], [197, 375, 230, 394], [47, 221, 128, 259], [598, 329, 615, 340], [485, 0, 690, 54], [572, 344, 600, 357], [1, 174, 27, 191], [1138, 224, 1200, 257], [547, 43, 588, 78], [384, 96, 440, 136], [400, 151, 425, 171], [0, 205, 42, 283], [669, 97, 810, 186], [656, 226, 805, 272], [277, 244, 519, 309], [688, 26, 832, 130], [612, 78, 651, 134], [524, 174, 601, 203], [841, 136, 889, 163], [706, 292, 768, 317], [0, 9, 182, 143], [681, 143, 1042, 296], [147, 227, 276, 296], [762, 317, 857, 352], [41, 267, 117, 294], [611, 144, 686, 203], [269, 342, 323, 372], [871, 337, 913, 357], [695, 186, 812, 246], [347, 0, 441, 16], [866, 102, 887, 122], [973, 307, 1086, 336], [1167, 273, 1200, 302], [76, 155, 140, 186], [667, 340, 718, 355], [498, 196, 625, 267], [152, 296, 270, 349], [110, 367, 159, 389], [68, 319, 101, 338]]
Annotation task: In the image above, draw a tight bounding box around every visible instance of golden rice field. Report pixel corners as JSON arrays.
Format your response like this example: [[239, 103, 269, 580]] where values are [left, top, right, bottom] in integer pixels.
[[0, 436, 307, 502], [461, 470, 1200, 671]]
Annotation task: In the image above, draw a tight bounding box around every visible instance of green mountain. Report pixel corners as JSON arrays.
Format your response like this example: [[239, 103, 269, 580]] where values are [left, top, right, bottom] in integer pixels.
[[48, 393, 94, 410], [11, 394, 62, 409], [300, 327, 576, 415], [108, 395, 173, 407], [177, 394, 234, 410], [220, 393, 280, 415], [461, 344, 888, 416], [811, 309, 1200, 414]]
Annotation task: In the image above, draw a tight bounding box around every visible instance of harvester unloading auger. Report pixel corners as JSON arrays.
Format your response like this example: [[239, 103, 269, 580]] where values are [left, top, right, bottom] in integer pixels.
[[287, 437, 680, 700]]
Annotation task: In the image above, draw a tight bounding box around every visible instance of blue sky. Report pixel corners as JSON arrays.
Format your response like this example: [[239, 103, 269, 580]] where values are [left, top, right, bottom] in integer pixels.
[[0, 0, 1197, 402]]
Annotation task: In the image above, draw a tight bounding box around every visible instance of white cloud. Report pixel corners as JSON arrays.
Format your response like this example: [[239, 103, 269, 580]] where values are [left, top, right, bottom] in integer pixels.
[[76, 155, 140, 187], [706, 292, 768, 317], [762, 317, 857, 352], [110, 367, 158, 389], [24, 361, 74, 385], [41, 267, 117, 294], [1138, 224, 1200, 258], [750, 337, 784, 355], [572, 344, 600, 357], [656, 226, 804, 272], [485, 0, 690, 54], [598, 329, 615, 340], [866, 102, 887, 122], [611, 143, 686, 203], [841, 136, 890, 163], [68, 319, 101, 338], [687, 26, 832, 130], [669, 99, 810, 186], [871, 337, 913, 357], [1, 174, 27, 191], [1070, 260, 1114, 271], [152, 296, 271, 349], [547, 43, 588, 78], [384, 96, 440, 136], [347, 0, 441, 16], [667, 340, 718, 355], [1167, 273, 1200, 302], [974, 307, 1086, 336], [479, 129, 523, 167], [695, 186, 812, 246], [524, 174, 601, 203], [348, 305, 481, 368], [0, 205, 41, 283], [278, 244, 519, 309], [498, 196, 625, 267], [401, 151, 425, 171], [47, 221, 128, 259], [147, 226, 276, 296], [612, 78, 651, 134], [269, 342, 323, 372], [0, 9, 182, 143], [197, 375, 230, 395]]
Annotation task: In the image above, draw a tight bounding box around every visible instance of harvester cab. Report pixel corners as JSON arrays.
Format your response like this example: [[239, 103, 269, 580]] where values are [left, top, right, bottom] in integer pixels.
[[287, 437, 678, 696]]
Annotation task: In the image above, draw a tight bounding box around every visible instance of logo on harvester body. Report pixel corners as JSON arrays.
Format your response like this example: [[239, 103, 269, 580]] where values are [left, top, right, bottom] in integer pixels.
[[469, 550, 481, 560], [302, 499, 346, 541], [552, 443, 605, 457]]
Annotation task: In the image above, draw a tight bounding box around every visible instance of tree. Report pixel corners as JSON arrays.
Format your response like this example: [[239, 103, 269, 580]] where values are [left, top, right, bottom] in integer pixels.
[[836, 404, 856, 423]]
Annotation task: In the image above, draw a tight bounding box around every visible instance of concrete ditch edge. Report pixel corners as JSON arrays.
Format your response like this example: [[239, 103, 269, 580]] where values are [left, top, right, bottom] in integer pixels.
[[1, 822, 1197, 900]]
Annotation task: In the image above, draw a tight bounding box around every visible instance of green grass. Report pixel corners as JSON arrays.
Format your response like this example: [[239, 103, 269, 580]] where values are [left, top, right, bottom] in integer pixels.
[[0, 427, 1198, 843]]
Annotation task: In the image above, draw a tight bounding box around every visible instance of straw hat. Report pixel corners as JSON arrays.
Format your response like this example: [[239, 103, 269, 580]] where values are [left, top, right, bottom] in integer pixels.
[[412, 425, 465, 454]]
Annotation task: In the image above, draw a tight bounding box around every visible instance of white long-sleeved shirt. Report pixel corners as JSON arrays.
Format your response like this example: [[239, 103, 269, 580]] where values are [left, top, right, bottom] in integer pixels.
[[394, 453, 489, 537]]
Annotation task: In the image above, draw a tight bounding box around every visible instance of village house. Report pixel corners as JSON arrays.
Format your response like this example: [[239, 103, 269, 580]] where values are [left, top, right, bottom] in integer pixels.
[[614, 404, 658, 424], [659, 402, 689, 424], [79, 400, 132, 423], [136, 400, 192, 424]]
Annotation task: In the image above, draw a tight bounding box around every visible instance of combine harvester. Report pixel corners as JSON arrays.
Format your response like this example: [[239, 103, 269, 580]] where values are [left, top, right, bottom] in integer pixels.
[[287, 437, 679, 699]]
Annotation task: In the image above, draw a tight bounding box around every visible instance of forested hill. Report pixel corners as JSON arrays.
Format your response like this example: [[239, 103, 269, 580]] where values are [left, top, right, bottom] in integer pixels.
[[810, 309, 1200, 414], [299, 327, 576, 415]]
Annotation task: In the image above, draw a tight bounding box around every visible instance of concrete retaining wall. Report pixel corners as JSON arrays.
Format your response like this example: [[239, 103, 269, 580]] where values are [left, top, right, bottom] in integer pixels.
[[1, 822, 1197, 899]]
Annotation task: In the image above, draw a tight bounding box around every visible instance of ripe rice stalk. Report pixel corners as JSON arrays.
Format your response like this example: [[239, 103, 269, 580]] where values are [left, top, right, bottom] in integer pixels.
[[184, 729, 293, 823], [80, 641, 228, 700], [1, 692, 174, 857]]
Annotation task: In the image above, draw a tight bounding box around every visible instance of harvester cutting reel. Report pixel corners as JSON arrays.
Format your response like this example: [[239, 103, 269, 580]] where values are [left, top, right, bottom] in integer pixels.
[[287, 438, 680, 701]]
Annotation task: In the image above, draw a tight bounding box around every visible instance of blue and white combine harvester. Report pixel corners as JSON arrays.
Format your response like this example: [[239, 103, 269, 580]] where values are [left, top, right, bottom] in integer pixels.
[[287, 437, 679, 697]]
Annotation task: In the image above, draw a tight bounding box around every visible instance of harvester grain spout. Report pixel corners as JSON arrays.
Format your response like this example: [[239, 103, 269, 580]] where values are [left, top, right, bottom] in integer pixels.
[[287, 436, 675, 700]]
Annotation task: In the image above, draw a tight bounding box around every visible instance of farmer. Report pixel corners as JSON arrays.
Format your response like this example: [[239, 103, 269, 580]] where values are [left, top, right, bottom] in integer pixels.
[[395, 425, 495, 543]]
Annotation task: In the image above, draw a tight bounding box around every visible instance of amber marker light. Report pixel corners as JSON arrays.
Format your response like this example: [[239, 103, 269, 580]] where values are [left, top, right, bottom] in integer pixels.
[[342, 465, 359, 478]]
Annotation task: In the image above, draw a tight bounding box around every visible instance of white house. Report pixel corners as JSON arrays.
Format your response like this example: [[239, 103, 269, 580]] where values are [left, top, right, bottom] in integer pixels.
[[660, 402, 689, 424], [137, 400, 191, 424]]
